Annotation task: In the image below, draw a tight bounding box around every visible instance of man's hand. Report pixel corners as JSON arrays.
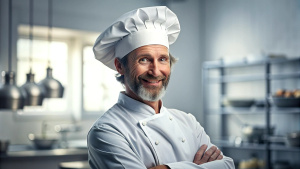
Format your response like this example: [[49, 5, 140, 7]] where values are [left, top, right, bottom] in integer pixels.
[[193, 144, 223, 165], [149, 145, 222, 168]]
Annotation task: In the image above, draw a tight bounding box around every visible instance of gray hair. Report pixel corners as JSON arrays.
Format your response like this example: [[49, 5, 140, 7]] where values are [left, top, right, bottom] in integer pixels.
[[115, 53, 177, 84]]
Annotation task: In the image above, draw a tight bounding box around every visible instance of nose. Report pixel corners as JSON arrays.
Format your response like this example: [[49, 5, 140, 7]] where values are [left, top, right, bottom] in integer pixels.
[[148, 60, 160, 76]]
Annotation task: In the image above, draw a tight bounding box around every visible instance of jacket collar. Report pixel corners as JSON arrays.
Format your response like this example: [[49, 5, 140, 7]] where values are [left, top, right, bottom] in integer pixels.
[[117, 92, 166, 115]]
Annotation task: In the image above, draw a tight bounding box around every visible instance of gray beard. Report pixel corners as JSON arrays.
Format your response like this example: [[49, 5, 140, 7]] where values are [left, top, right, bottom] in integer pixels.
[[125, 73, 170, 102], [136, 84, 166, 102]]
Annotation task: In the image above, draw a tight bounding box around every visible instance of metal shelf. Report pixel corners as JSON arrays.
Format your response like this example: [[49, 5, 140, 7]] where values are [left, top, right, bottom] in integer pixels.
[[203, 59, 266, 69], [213, 139, 300, 152], [208, 75, 266, 83], [203, 57, 300, 69], [207, 72, 300, 83], [203, 56, 300, 169], [271, 107, 300, 114], [270, 144, 300, 152], [207, 107, 265, 115], [206, 107, 300, 115], [269, 57, 300, 64], [212, 139, 267, 150], [269, 71, 300, 80]]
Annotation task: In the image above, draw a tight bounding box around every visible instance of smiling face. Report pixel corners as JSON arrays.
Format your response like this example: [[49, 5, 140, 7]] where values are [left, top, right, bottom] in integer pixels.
[[120, 45, 171, 102]]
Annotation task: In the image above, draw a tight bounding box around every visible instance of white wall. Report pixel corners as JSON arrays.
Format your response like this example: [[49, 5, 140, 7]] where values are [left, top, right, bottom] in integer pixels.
[[204, 0, 300, 60], [164, 1, 204, 124]]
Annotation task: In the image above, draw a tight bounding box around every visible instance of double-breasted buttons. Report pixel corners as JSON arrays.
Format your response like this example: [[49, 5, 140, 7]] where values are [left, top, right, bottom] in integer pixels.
[[142, 121, 147, 126], [182, 138, 186, 143], [169, 116, 173, 121], [155, 141, 159, 145]]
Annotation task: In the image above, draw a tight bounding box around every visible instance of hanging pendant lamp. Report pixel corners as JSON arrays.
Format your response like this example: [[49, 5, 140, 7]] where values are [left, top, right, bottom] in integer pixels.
[[20, 0, 44, 106], [0, 0, 26, 110], [21, 70, 44, 106], [38, 67, 64, 98], [38, 0, 64, 98]]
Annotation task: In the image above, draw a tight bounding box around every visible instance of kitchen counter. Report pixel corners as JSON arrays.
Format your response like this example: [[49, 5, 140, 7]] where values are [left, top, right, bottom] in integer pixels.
[[1, 145, 87, 158], [0, 141, 88, 169]]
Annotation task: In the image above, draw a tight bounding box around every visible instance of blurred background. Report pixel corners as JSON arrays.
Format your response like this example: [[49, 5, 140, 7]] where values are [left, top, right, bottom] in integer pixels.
[[0, 0, 299, 169]]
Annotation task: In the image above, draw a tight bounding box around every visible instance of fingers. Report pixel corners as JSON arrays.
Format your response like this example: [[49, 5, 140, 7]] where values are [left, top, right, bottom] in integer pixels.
[[217, 154, 223, 160], [193, 144, 207, 164], [193, 145, 223, 165], [208, 148, 221, 162], [201, 145, 217, 162]]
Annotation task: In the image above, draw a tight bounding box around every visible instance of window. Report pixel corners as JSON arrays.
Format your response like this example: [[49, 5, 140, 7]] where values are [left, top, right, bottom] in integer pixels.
[[16, 25, 121, 117], [17, 38, 69, 114], [82, 46, 123, 114]]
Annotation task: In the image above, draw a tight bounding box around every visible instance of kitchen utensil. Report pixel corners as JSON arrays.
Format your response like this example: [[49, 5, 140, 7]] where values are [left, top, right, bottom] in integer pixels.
[[271, 97, 300, 107], [224, 99, 255, 107], [242, 125, 274, 144], [268, 135, 286, 145], [254, 99, 265, 107], [28, 133, 58, 149], [285, 131, 300, 147], [0, 140, 10, 154], [273, 161, 291, 169], [54, 124, 82, 148]]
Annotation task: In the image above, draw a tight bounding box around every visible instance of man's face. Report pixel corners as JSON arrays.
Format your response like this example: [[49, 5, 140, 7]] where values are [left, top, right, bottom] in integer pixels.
[[123, 45, 171, 102]]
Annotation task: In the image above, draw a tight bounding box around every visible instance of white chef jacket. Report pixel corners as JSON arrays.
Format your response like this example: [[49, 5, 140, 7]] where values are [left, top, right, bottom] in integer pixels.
[[87, 93, 235, 169]]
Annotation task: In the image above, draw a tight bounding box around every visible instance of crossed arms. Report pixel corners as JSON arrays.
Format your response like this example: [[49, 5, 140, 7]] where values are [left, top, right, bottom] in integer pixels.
[[150, 144, 223, 169], [88, 109, 235, 169], [88, 124, 235, 169]]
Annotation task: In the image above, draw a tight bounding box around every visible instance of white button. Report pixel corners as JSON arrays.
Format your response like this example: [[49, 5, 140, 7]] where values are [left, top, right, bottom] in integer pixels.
[[142, 121, 147, 126], [169, 116, 173, 120], [155, 141, 159, 145], [182, 138, 185, 143]]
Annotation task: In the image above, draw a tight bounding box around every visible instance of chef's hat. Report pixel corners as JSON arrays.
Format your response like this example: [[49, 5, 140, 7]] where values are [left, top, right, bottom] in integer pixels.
[[93, 6, 180, 70]]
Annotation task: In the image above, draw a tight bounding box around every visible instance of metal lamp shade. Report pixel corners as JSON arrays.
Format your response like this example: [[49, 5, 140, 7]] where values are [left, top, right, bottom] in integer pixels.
[[0, 71, 26, 110], [38, 67, 64, 98], [21, 72, 44, 106]]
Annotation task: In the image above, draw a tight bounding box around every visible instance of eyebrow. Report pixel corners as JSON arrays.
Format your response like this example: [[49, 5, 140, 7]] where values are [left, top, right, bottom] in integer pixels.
[[136, 53, 170, 58]]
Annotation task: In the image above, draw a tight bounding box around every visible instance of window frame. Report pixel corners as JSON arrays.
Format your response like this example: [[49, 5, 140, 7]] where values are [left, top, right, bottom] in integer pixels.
[[16, 34, 73, 119], [80, 44, 124, 119], [16, 24, 113, 121]]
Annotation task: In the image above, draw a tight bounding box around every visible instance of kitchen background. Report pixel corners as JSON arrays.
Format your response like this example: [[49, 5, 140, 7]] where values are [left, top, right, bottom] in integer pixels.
[[0, 0, 299, 169]]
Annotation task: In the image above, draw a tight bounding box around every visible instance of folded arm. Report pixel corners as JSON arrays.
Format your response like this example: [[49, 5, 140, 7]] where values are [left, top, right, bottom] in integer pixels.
[[150, 144, 233, 169], [161, 112, 235, 169]]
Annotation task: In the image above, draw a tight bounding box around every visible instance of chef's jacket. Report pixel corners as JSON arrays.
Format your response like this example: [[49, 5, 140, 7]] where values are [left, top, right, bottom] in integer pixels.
[[88, 92, 235, 169]]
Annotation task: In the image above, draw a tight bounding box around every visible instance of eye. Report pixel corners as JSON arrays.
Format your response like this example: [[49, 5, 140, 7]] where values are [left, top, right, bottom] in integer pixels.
[[139, 58, 149, 63], [159, 57, 168, 62]]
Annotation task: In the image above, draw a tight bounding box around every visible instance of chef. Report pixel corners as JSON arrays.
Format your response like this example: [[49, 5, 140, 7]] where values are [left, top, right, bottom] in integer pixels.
[[87, 6, 235, 169]]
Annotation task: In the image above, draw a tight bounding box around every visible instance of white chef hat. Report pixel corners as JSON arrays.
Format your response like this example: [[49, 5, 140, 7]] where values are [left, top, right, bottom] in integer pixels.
[[93, 6, 180, 70]]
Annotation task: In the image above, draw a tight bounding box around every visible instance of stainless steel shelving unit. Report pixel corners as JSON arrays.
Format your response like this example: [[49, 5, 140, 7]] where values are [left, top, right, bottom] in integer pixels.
[[202, 57, 300, 169]]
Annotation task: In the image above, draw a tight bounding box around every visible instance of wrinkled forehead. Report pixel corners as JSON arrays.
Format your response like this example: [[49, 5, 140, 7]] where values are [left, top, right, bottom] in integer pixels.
[[128, 45, 169, 60]]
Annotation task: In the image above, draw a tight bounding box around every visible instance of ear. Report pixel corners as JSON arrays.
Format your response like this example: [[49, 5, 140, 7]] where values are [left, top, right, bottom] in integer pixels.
[[114, 58, 124, 75]]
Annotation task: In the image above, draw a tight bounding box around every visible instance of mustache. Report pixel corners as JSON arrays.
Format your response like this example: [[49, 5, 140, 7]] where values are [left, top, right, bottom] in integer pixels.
[[138, 74, 166, 81]]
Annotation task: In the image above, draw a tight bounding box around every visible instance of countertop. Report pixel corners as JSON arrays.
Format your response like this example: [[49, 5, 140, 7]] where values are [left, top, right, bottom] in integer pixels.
[[0, 140, 88, 159]]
